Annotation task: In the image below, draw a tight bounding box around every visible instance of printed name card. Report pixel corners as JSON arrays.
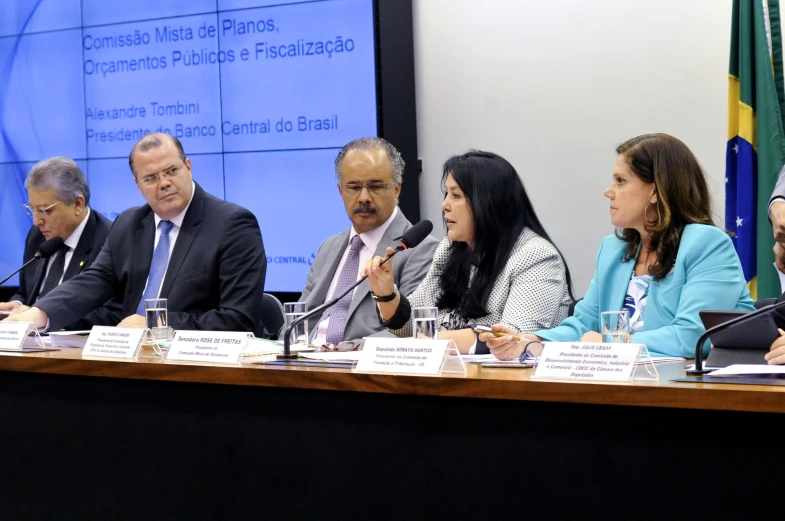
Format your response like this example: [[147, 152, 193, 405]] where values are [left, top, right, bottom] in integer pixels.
[[165, 331, 251, 364], [0, 322, 34, 351], [532, 342, 643, 381], [354, 338, 449, 375], [83, 327, 145, 359]]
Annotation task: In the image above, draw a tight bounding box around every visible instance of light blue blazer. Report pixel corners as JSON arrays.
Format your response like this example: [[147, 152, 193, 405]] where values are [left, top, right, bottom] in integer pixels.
[[535, 224, 755, 358]]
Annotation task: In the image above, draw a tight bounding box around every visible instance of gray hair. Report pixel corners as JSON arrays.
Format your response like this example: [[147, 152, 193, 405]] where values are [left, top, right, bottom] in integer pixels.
[[334, 137, 404, 183], [128, 133, 187, 173], [24, 157, 90, 205]]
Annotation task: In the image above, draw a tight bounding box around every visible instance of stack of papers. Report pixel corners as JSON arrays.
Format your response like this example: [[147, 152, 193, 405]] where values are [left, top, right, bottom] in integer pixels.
[[46, 330, 91, 348], [240, 338, 315, 357], [708, 364, 785, 376], [636, 355, 685, 365], [299, 351, 363, 363]]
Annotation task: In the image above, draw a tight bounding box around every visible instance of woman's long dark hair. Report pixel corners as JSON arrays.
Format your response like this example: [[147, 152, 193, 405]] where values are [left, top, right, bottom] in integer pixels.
[[436, 150, 574, 318], [615, 134, 713, 279]]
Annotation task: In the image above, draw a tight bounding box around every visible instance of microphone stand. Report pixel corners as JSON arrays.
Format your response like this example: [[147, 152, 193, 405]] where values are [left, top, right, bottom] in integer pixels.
[[278, 251, 398, 360], [0, 257, 40, 287], [686, 300, 785, 375]]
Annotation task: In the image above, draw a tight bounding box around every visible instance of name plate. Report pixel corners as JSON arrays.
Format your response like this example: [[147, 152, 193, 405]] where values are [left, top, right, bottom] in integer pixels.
[[83, 327, 145, 359], [532, 342, 643, 381], [166, 331, 251, 364], [0, 322, 34, 351], [354, 338, 449, 375]]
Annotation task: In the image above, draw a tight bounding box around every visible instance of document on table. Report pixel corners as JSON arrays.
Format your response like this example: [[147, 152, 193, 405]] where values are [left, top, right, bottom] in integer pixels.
[[636, 355, 685, 365], [46, 330, 91, 348], [708, 364, 785, 376], [241, 338, 315, 357], [460, 354, 499, 363], [299, 351, 363, 363]]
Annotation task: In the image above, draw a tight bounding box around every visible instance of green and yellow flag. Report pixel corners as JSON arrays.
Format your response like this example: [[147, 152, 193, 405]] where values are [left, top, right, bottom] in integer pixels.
[[726, 0, 785, 299]]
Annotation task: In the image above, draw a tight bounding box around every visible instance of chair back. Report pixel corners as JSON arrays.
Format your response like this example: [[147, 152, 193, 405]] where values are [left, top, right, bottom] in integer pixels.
[[260, 293, 285, 339], [754, 298, 778, 310]]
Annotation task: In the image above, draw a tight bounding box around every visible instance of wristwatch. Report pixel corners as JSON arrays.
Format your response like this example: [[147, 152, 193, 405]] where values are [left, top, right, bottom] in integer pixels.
[[371, 284, 398, 302]]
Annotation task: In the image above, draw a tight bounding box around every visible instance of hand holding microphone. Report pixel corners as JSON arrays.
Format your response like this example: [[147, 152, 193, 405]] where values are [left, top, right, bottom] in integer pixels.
[[361, 247, 396, 298]]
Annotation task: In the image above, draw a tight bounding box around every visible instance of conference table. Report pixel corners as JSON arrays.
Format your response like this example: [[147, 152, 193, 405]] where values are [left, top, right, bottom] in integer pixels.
[[1, 346, 783, 520]]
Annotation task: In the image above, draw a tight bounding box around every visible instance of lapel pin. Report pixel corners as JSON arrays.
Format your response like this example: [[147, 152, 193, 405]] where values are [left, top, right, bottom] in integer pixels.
[[80, 261, 85, 267]]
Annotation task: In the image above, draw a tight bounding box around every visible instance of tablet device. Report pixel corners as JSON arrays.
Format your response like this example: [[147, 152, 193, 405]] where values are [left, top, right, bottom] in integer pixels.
[[699, 310, 779, 350]]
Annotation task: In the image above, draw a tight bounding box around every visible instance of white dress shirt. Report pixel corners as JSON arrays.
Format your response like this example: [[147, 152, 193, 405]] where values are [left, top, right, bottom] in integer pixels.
[[38, 208, 92, 292], [312, 207, 399, 345], [138, 182, 196, 301]]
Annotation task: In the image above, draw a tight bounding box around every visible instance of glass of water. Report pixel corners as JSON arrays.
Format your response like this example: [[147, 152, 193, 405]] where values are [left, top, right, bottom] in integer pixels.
[[601, 310, 630, 343], [284, 302, 309, 346], [144, 298, 169, 345], [412, 307, 439, 339]]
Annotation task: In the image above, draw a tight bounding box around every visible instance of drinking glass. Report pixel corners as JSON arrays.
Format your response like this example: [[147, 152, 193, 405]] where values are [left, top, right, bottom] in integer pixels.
[[144, 298, 169, 344], [284, 302, 309, 346], [412, 307, 439, 339], [601, 310, 630, 343]]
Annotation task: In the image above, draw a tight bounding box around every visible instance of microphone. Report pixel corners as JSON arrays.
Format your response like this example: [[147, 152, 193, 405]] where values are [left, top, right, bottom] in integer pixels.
[[686, 299, 785, 375], [0, 237, 65, 287], [278, 220, 434, 359]]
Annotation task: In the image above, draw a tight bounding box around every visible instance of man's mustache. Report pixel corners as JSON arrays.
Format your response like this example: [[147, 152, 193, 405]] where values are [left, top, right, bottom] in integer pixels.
[[353, 204, 376, 214]]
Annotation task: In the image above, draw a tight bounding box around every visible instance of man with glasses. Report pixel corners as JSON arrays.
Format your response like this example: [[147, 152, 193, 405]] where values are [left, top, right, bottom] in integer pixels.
[[297, 137, 438, 348], [0, 157, 121, 330], [5, 133, 266, 335]]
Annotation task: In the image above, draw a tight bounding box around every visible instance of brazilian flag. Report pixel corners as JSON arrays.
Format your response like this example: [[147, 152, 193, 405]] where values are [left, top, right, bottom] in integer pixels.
[[726, 0, 785, 300]]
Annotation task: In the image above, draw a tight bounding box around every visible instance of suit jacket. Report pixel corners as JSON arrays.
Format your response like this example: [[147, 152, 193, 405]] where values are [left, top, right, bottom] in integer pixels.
[[770, 163, 785, 206], [299, 209, 438, 342], [36, 183, 266, 335], [10, 210, 122, 330], [535, 224, 755, 357]]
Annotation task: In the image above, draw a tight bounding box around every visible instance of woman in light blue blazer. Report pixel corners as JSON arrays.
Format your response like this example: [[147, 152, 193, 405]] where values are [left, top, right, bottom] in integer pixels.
[[483, 133, 754, 359]]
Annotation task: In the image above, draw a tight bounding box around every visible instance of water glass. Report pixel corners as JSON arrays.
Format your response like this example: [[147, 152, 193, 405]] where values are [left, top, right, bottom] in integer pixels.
[[412, 307, 439, 339], [144, 298, 169, 344], [601, 310, 630, 343], [284, 302, 309, 346]]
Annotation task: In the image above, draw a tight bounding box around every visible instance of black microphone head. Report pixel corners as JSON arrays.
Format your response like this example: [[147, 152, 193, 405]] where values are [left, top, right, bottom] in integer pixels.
[[400, 220, 433, 249], [35, 236, 65, 259]]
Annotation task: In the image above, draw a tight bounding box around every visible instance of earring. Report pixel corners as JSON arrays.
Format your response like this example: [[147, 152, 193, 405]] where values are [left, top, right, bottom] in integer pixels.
[[644, 203, 658, 225]]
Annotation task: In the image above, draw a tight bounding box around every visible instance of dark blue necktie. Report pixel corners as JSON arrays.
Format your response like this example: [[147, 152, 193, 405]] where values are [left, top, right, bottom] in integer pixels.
[[136, 220, 174, 315]]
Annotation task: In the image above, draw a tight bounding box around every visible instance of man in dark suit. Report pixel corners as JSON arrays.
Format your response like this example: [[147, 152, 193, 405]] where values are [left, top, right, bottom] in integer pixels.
[[5, 133, 266, 334], [0, 157, 120, 330]]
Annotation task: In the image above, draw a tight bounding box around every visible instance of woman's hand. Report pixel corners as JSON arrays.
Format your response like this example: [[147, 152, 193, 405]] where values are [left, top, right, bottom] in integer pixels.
[[479, 324, 541, 361], [360, 247, 396, 297], [580, 331, 603, 343]]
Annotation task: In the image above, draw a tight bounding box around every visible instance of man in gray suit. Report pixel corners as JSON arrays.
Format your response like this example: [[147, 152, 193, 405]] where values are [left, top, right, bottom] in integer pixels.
[[299, 137, 438, 346]]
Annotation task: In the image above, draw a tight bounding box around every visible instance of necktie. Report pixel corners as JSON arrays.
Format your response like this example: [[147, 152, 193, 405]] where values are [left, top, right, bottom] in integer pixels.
[[38, 246, 69, 299], [325, 235, 364, 344], [136, 220, 174, 315]]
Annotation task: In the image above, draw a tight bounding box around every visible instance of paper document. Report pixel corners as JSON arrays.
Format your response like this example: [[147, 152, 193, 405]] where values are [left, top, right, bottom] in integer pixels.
[[460, 354, 499, 363], [636, 355, 685, 365], [300, 351, 363, 363], [708, 364, 785, 376], [241, 338, 315, 357], [47, 330, 91, 348]]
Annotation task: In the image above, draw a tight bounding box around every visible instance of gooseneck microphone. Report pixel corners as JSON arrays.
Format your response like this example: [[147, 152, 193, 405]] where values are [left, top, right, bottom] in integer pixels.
[[278, 220, 434, 359], [0, 236, 65, 287], [686, 299, 785, 375]]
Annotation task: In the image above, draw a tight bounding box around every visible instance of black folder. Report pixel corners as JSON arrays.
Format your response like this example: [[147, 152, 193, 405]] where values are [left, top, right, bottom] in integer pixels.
[[699, 310, 779, 367]]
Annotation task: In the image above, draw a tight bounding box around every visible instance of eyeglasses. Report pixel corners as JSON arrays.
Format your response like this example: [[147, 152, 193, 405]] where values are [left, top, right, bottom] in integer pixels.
[[341, 181, 397, 196], [23, 201, 60, 218], [317, 340, 362, 352], [136, 163, 184, 187]]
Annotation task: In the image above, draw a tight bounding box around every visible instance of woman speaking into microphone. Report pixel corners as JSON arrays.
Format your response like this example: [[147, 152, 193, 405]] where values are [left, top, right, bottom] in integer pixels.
[[361, 150, 573, 354]]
